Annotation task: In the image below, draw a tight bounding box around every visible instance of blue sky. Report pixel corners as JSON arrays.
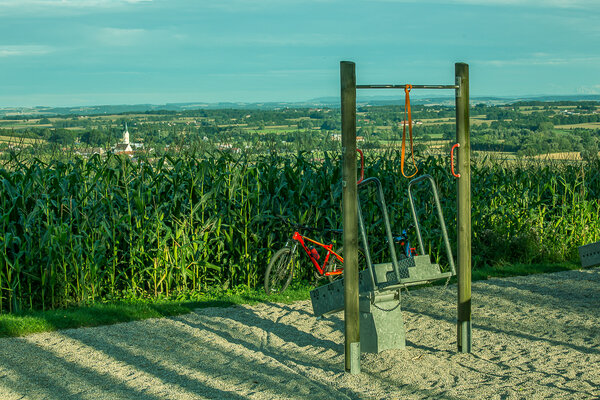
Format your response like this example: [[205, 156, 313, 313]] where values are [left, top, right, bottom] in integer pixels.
[[1, 0, 599, 107]]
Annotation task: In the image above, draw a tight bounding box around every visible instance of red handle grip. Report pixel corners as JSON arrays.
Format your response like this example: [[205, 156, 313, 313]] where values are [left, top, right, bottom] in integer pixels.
[[356, 148, 364, 184], [451, 143, 461, 178]]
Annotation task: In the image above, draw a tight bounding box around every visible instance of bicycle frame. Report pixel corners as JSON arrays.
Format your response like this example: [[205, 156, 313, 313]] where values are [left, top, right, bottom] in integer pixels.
[[291, 231, 344, 277], [394, 230, 417, 258]]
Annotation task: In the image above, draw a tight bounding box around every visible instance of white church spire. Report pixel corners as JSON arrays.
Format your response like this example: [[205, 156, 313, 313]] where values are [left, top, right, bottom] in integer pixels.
[[123, 122, 130, 145]]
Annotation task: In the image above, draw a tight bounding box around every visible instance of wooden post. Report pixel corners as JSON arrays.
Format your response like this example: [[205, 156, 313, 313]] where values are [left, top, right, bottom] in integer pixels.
[[340, 61, 360, 373], [455, 62, 472, 353]]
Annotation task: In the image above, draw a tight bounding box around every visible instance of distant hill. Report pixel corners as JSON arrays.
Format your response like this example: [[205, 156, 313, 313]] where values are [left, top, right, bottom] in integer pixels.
[[0, 101, 325, 117], [1, 94, 599, 117]]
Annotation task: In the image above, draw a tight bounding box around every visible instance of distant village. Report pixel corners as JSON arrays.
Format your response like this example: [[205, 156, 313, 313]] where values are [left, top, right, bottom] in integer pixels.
[[76, 123, 144, 158]]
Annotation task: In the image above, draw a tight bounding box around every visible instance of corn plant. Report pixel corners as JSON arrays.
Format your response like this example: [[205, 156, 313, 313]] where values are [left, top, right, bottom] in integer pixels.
[[0, 150, 598, 312]]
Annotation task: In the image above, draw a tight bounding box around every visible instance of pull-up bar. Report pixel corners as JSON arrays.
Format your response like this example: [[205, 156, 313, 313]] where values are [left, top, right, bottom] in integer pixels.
[[357, 84, 458, 90], [341, 61, 472, 375]]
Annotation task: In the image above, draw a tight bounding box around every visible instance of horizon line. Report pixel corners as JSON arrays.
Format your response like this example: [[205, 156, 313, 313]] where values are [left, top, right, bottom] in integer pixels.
[[1, 93, 600, 111]]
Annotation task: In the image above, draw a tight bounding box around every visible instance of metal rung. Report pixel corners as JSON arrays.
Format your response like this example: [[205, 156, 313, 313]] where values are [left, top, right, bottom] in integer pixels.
[[310, 269, 373, 317], [309, 254, 450, 316], [382, 272, 453, 292], [356, 84, 458, 90], [579, 241, 600, 268], [372, 255, 450, 290]]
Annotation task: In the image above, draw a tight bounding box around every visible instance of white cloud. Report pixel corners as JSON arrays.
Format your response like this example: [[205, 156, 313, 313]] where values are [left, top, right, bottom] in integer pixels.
[[577, 85, 600, 95], [92, 27, 188, 47], [1, 0, 150, 6], [0, 0, 151, 16], [0, 45, 54, 57], [200, 33, 348, 48], [372, 0, 599, 9], [202, 0, 336, 12], [96, 27, 148, 46], [478, 54, 600, 67], [457, 0, 596, 7], [207, 69, 332, 78]]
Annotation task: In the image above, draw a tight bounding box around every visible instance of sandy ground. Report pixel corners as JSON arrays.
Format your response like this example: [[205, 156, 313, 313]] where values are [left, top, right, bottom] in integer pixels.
[[0, 268, 599, 400]]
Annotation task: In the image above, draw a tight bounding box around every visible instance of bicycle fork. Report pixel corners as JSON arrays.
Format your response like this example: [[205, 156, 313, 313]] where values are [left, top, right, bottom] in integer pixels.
[[281, 242, 298, 279]]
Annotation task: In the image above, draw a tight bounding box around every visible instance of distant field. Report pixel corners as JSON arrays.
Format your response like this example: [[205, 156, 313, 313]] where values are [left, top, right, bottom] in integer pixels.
[[418, 116, 490, 126], [555, 122, 600, 129], [421, 139, 450, 147], [0, 135, 46, 145], [418, 118, 453, 125], [532, 152, 583, 161], [0, 121, 39, 129], [474, 151, 519, 159], [216, 123, 248, 128], [245, 126, 298, 134], [514, 106, 544, 111]]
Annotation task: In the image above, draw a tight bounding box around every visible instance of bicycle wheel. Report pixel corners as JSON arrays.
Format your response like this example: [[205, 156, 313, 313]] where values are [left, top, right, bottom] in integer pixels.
[[327, 246, 366, 283], [264, 247, 295, 294]]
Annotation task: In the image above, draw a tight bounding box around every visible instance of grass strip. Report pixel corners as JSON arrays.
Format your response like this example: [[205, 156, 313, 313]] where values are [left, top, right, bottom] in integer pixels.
[[0, 261, 584, 338], [471, 261, 581, 281], [0, 283, 312, 338]]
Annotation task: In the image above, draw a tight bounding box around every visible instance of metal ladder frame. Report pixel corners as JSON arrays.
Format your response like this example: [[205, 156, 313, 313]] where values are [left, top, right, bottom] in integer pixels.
[[357, 174, 456, 293]]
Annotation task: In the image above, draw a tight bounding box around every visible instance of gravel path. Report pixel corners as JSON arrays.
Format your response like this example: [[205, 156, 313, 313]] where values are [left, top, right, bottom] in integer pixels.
[[1, 268, 599, 399]]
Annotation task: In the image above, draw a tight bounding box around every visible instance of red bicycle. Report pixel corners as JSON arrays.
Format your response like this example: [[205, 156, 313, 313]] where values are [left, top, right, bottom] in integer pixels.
[[265, 150, 367, 294], [264, 218, 365, 294]]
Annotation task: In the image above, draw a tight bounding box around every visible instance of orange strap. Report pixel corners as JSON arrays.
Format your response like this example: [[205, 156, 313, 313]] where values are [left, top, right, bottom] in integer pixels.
[[401, 84, 418, 178]]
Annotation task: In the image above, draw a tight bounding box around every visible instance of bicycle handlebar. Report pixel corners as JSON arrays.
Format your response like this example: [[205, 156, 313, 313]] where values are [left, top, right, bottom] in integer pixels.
[[390, 223, 415, 241]]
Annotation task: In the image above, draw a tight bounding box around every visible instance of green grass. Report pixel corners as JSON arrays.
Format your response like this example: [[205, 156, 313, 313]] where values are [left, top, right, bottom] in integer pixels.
[[470, 260, 582, 281], [0, 261, 589, 338], [0, 282, 313, 337]]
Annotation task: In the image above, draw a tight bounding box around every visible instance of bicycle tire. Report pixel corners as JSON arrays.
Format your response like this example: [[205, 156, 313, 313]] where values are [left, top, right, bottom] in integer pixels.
[[264, 247, 295, 294], [327, 246, 367, 283]]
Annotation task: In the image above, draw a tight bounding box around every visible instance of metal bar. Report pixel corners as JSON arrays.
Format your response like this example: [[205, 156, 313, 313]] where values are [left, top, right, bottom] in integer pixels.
[[407, 175, 456, 276], [407, 184, 426, 256], [357, 177, 401, 290], [455, 62, 472, 354], [429, 178, 456, 277], [357, 84, 458, 90], [373, 179, 401, 283], [357, 195, 377, 290], [340, 61, 361, 374], [579, 240, 600, 268]]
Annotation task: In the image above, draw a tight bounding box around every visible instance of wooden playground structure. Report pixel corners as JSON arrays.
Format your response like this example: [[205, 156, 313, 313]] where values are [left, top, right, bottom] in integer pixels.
[[315, 61, 472, 374]]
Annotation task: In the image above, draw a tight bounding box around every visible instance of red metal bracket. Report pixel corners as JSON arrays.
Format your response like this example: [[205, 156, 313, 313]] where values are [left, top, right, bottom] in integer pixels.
[[451, 143, 461, 178], [356, 148, 364, 184]]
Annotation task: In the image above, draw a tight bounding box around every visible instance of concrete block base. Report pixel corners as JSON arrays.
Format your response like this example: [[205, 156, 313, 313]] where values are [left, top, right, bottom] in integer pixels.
[[359, 294, 406, 353]]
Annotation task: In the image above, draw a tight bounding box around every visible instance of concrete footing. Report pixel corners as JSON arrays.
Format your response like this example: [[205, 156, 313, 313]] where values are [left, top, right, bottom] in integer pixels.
[[359, 291, 405, 353]]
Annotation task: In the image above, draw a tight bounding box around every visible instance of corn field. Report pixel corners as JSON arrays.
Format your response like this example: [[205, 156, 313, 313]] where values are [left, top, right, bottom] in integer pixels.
[[1, 151, 599, 312]]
